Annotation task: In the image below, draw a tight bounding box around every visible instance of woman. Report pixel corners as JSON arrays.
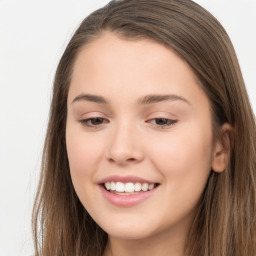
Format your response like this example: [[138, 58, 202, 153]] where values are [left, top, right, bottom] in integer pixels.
[[32, 0, 256, 255]]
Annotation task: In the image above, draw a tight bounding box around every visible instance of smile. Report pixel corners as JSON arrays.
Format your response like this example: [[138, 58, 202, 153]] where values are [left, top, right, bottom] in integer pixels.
[[104, 181, 157, 193], [99, 176, 160, 207]]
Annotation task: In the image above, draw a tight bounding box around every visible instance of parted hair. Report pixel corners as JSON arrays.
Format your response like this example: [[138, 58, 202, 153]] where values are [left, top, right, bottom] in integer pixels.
[[32, 0, 256, 255]]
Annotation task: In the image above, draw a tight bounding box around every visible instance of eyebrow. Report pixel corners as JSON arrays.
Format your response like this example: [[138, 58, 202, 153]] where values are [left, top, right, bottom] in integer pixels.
[[137, 94, 191, 105], [72, 93, 191, 105], [72, 94, 109, 104]]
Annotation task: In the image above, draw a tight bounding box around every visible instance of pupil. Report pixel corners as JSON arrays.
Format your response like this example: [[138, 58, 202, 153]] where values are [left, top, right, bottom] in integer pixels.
[[92, 118, 103, 125], [156, 118, 167, 125]]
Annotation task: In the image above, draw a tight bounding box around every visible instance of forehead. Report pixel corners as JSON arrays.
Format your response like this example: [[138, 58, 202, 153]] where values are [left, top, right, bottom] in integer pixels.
[[68, 32, 208, 109], [72, 32, 196, 81]]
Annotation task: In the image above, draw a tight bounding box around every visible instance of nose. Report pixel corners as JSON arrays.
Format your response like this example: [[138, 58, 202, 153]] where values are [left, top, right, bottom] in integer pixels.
[[105, 122, 144, 165]]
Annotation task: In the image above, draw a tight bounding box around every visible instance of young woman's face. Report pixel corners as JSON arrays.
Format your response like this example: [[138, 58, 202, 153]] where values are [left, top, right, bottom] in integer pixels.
[[66, 32, 216, 241]]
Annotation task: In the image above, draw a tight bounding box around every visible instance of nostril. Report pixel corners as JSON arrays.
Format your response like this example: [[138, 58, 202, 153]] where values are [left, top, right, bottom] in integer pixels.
[[127, 158, 136, 161], [107, 156, 140, 165]]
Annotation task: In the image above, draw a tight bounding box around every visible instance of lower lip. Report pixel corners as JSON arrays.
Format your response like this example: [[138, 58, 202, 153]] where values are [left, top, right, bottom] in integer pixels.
[[99, 185, 158, 207]]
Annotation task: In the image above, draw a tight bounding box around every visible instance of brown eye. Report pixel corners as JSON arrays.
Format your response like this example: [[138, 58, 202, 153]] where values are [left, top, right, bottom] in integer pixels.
[[80, 117, 108, 127], [90, 117, 104, 125], [151, 118, 177, 126]]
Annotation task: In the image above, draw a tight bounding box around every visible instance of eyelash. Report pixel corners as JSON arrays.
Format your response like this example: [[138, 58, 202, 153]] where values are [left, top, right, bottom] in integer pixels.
[[80, 117, 109, 128], [148, 118, 178, 128], [79, 117, 177, 128]]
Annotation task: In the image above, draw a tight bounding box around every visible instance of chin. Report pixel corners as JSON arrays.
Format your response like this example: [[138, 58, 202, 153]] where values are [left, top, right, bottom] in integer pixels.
[[97, 216, 159, 240], [105, 226, 155, 240]]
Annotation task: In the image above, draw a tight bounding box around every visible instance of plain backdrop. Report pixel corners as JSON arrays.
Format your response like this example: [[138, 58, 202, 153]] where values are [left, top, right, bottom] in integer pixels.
[[0, 1, 255, 255]]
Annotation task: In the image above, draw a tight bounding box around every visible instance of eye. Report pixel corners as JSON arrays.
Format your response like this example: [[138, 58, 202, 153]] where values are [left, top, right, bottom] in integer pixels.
[[148, 118, 177, 127], [80, 117, 109, 127]]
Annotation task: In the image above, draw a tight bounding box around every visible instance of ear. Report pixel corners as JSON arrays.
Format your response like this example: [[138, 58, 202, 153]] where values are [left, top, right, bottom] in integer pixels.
[[211, 123, 234, 173]]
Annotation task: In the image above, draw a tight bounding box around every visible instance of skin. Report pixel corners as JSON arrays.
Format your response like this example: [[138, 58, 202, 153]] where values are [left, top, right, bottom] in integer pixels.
[[66, 32, 229, 256]]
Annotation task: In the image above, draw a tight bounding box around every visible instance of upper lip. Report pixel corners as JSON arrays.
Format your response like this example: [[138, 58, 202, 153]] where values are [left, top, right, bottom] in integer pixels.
[[98, 175, 159, 184]]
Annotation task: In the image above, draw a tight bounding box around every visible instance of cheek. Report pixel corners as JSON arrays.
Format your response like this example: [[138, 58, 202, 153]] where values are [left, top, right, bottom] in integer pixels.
[[144, 126, 213, 225], [66, 125, 105, 194], [148, 125, 213, 191], [66, 129, 108, 215]]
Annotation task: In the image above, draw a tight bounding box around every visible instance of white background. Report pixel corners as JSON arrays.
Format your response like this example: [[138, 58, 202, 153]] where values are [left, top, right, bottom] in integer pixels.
[[0, 1, 255, 255]]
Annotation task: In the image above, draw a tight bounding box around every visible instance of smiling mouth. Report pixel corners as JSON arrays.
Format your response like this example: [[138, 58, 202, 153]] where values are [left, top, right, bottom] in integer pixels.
[[102, 181, 160, 195]]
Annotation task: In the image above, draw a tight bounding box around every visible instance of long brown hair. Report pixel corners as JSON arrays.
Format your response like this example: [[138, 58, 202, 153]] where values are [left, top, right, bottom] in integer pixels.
[[32, 0, 256, 255]]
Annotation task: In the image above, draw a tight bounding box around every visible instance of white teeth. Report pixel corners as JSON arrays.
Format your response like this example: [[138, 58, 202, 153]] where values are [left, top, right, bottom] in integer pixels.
[[125, 182, 134, 193], [134, 182, 142, 192], [105, 182, 111, 190], [116, 182, 125, 192], [148, 184, 154, 190], [110, 182, 116, 191], [104, 181, 156, 193], [142, 183, 149, 191]]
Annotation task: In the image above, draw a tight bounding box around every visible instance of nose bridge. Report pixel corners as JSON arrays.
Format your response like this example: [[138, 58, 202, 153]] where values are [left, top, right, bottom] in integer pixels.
[[106, 118, 143, 164]]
